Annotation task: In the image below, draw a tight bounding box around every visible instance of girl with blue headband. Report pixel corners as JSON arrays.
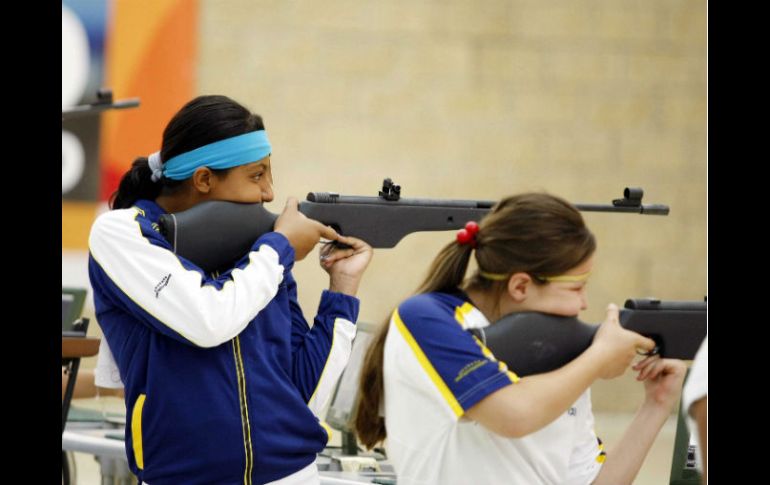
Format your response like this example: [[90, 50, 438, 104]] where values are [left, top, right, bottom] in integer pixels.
[[89, 95, 372, 484]]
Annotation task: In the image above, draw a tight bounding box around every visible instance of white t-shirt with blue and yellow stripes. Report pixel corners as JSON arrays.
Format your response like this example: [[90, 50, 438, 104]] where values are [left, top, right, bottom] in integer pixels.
[[383, 291, 604, 485]]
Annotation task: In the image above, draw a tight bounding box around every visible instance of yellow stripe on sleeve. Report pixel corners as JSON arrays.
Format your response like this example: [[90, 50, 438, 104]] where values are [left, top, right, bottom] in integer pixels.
[[393, 310, 464, 418], [470, 334, 520, 384], [453, 302, 475, 327], [319, 421, 333, 444]]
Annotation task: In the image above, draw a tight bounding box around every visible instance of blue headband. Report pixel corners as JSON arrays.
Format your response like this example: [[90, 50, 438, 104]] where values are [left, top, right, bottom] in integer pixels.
[[162, 130, 272, 180]]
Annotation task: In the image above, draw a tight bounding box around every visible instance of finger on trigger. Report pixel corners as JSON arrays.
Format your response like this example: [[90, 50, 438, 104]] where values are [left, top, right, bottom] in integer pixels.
[[337, 235, 360, 248], [321, 241, 335, 255], [637, 336, 656, 352], [319, 224, 338, 241]]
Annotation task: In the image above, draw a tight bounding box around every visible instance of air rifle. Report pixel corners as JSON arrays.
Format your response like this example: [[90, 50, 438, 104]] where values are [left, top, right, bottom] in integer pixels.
[[472, 298, 707, 377], [158, 178, 670, 274]]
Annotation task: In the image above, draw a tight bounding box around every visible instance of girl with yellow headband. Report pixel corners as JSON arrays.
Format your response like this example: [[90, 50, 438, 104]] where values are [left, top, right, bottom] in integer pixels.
[[355, 192, 685, 485]]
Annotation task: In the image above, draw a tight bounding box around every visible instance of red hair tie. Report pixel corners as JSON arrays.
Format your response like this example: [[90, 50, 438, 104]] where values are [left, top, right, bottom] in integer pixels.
[[456, 221, 480, 248]]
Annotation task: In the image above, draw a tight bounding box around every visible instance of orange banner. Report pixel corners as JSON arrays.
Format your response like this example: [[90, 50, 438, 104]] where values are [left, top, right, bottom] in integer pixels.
[[100, 0, 198, 201], [63, 0, 197, 250]]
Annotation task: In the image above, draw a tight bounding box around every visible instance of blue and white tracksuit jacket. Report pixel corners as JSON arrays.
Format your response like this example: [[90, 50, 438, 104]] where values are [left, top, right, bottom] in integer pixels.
[[88, 199, 359, 485]]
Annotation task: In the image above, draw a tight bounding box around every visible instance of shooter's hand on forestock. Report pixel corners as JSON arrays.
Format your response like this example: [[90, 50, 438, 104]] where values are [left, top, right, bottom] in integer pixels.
[[275, 197, 338, 261], [592, 303, 656, 379]]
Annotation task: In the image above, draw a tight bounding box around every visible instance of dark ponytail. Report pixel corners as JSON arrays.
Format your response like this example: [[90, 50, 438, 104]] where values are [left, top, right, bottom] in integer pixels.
[[415, 243, 474, 294], [110, 157, 162, 209], [354, 192, 596, 449], [109, 95, 265, 210]]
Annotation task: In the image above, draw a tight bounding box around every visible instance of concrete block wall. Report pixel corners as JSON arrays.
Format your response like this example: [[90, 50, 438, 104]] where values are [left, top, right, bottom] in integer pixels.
[[198, 0, 706, 411]]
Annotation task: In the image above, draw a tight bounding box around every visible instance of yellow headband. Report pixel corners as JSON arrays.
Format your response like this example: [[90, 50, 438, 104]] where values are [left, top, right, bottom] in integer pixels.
[[477, 270, 509, 281], [478, 270, 592, 283], [539, 271, 592, 283]]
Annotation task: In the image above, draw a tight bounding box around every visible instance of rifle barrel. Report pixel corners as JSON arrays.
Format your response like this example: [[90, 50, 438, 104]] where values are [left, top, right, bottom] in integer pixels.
[[307, 193, 496, 209], [574, 203, 670, 215]]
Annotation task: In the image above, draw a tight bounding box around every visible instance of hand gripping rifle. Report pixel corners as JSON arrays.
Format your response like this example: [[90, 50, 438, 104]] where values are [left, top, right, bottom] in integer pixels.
[[157, 178, 669, 274]]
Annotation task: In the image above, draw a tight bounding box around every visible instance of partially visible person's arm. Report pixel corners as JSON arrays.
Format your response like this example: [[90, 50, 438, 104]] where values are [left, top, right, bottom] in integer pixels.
[[591, 357, 686, 485], [591, 400, 672, 484], [466, 345, 618, 437], [287, 279, 358, 415], [62, 368, 124, 400], [466, 304, 656, 438], [289, 235, 371, 415], [94, 337, 125, 391], [89, 208, 292, 348]]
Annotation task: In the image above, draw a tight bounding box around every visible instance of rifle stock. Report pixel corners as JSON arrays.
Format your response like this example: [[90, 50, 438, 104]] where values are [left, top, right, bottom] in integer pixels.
[[475, 299, 707, 377]]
